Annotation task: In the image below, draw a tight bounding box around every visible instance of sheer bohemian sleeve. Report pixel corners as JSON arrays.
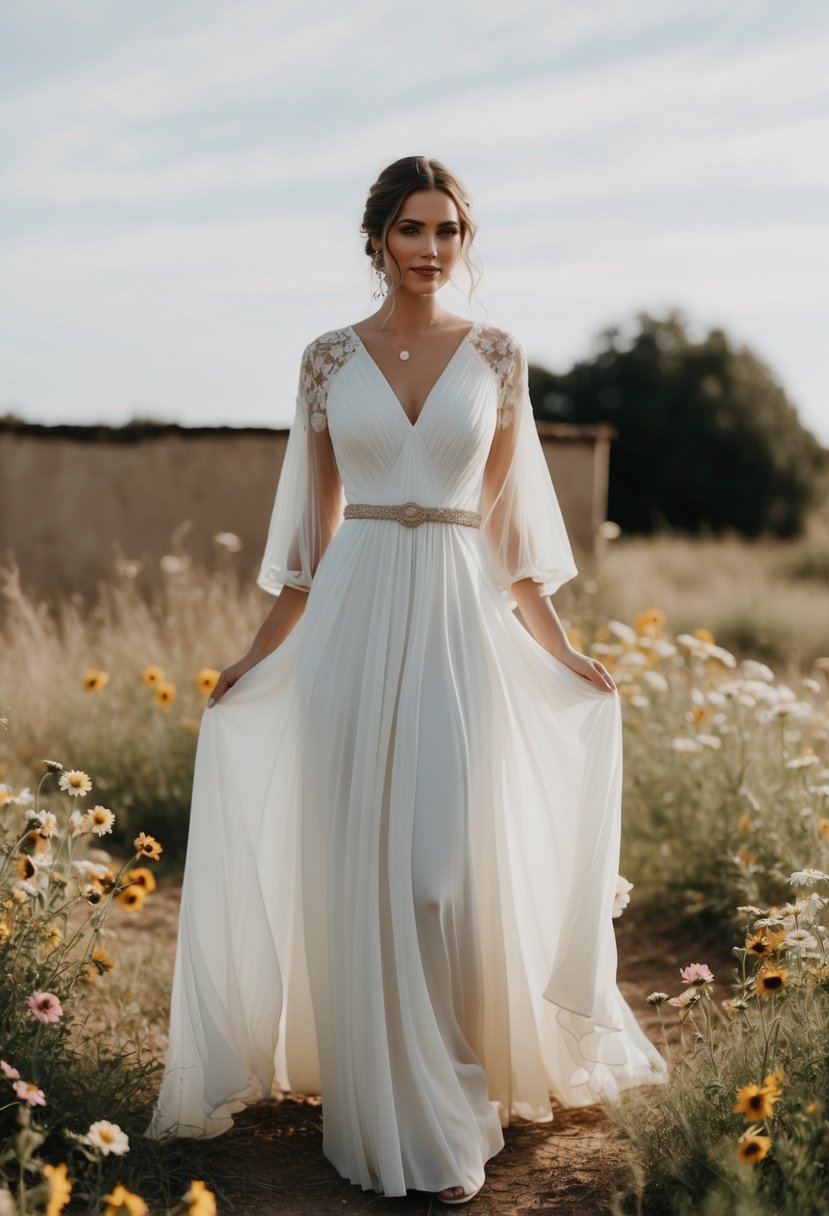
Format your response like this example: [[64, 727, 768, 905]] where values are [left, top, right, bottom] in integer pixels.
[[479, 331, 578, 607], [256, 334, 348, 596]]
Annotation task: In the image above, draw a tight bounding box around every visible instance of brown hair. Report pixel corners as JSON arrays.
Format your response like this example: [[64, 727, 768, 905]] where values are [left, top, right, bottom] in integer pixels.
[[360, 156, 481, 322]]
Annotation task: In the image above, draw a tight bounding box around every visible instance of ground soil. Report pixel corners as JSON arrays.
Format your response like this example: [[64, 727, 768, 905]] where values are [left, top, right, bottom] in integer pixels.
[[116, 884, 713, 1216]]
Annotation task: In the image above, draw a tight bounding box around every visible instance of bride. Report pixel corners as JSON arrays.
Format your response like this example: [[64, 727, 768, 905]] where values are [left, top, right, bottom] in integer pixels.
[[144, 155, 666, 1206]]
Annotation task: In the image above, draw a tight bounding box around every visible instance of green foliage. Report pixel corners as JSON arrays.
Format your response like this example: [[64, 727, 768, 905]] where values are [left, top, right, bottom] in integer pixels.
[[608, 916, 829, 1216], [531, 310, 828, 538]]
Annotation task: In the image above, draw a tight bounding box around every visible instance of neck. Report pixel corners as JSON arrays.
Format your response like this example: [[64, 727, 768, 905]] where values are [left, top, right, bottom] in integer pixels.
[[374, 293, 446, 334]]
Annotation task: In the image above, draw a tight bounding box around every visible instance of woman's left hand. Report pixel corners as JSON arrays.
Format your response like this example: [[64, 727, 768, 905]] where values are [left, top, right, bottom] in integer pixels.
[[555, 645, 617, 693]]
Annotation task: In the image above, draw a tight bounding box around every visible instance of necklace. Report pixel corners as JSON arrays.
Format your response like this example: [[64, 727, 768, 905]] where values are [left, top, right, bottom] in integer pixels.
[[380, 315, 448, 361]]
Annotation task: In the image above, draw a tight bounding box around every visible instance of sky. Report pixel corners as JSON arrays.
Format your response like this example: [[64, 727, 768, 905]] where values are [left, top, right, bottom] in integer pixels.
[[1, 0, 828, 441]]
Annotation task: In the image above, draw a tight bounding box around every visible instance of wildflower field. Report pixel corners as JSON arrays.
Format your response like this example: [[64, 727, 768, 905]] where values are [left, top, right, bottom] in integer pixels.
[[1, 525, 829, 1214]]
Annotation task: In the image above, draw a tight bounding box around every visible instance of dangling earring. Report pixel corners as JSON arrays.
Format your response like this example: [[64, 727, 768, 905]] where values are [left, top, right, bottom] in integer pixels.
[[372, 249, 388, 300]]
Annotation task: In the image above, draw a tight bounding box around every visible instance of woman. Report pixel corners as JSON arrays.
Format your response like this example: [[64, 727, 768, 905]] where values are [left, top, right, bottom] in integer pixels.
[[145, 156, 666, 1206]]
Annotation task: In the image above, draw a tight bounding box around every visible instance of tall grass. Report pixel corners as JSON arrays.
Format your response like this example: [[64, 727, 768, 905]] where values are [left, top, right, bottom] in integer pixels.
[[1, 544, 266, 865], [585, 516, 829, 677]]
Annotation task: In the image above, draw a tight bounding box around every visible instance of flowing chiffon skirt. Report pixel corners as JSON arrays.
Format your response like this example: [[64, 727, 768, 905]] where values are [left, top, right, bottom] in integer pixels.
[[144, 514, 666, 1196]]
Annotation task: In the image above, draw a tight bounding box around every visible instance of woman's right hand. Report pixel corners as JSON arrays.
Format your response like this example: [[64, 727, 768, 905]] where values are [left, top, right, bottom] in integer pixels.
[[206, 654, 259, 707]]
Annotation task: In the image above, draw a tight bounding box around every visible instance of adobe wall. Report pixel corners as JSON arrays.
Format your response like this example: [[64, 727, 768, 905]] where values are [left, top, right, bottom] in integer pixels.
[[1, 421, 615, 605]]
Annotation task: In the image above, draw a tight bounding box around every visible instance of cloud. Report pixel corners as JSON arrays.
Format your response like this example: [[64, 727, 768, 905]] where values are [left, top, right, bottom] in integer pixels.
[[0, 0, 826, 440]]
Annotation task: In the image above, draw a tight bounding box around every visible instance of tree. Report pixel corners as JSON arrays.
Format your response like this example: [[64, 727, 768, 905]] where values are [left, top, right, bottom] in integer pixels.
[[530, 310, 827, 538]]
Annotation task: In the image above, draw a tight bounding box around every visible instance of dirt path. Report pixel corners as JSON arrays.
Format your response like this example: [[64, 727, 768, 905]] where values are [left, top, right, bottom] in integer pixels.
[[120, 886, 694, 1215]]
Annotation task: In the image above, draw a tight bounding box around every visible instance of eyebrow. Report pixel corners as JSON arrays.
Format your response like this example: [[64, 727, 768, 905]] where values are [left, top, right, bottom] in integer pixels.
[[396, 217, 459, 226]]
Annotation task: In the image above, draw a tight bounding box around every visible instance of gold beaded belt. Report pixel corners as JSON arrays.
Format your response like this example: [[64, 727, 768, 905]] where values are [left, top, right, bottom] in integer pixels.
[[343, 501, 481, 529]]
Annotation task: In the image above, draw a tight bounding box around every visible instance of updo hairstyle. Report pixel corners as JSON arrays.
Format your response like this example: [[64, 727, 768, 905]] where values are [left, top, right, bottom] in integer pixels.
[[360, 156, 481, 321]]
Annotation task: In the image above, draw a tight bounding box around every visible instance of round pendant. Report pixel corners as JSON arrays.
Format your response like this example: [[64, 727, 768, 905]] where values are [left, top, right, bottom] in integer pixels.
[[399, 350, 410, 361]]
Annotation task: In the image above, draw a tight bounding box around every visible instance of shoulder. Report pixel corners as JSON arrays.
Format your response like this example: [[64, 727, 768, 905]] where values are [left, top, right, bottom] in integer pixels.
[[299, 326, 359, 366], [471, 321, 521, 351], [469, 322, 526, 371], [468, 324, 527, 429], [297, 327, 360, 430], [469, 322, 526, 381]]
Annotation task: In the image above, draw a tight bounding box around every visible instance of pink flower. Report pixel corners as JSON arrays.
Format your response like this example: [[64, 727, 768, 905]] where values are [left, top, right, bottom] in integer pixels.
[[26, 991, 64, 1024], [1, 1060, 20, 1079], [13, 1080, 46, 1107], [679, 963, 714, 986], [667, 987, 700, 1008]]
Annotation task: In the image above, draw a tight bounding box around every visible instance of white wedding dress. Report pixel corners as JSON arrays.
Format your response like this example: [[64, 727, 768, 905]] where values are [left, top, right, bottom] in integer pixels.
[[144, 322, 666, 1197]]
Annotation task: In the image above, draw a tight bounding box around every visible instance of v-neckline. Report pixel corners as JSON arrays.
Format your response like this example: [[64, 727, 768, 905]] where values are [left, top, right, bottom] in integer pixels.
[[346, 322, 479, 430]]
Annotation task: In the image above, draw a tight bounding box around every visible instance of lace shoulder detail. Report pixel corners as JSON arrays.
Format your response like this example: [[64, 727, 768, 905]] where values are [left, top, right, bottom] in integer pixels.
[[298, 327, 360, 432], [468, 323, 523, 429]]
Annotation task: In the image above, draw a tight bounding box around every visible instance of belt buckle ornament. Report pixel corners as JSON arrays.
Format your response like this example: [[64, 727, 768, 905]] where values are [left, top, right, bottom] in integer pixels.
[[399, 501, 426, 528]]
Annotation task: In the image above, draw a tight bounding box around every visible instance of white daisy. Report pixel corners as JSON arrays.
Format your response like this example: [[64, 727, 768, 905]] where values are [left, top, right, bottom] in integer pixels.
[[58, 770, 92, 797], [789, 869, 829, 887], [85, 1120, 129, 1156]]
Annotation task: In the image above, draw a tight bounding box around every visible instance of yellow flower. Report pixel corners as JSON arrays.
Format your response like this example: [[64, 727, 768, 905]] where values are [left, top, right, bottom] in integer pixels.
[[183, 1180, 216, 1216], [633, 609, 666, 637], [736, 1129, 772, 1164], [125, 866, 157, 893], [692, 704, 708, 723], [42, 1162, 72, 1215], [154, 680, 177, 709], [99, 867, 118, 894], [755, 966, 788, 997], [745, 928, 786, 959], [87, 946, 115, 976], [102, 1183, 148, 1216], [117, 884, 147, 912], [733, 1081, 781, 1122], [83, 669, 110, 692], [19, 829, 51, 857], [818, 818, 829, 841], [133, 832, 163, 861], [196, 668, 221, 695], [58, 770, 92, 797], [737, 813, 752, 835], [38, 923, 63, 959], [141, 665, 165, 686], [16, 855, 36, 881], [763, 1070, 784, 1097], [693, 627, 716, 644]]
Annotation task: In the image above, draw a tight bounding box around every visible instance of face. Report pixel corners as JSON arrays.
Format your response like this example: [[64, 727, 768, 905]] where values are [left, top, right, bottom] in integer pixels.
[[374, 189, 462, 295]]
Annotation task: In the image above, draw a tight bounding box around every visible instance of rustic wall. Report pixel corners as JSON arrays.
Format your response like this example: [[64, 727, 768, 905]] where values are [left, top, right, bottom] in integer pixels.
[[1, 420, 615, 605]]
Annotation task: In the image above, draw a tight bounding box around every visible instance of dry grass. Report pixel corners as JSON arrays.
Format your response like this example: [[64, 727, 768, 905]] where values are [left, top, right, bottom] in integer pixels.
[[581, 516, 829, 677]]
